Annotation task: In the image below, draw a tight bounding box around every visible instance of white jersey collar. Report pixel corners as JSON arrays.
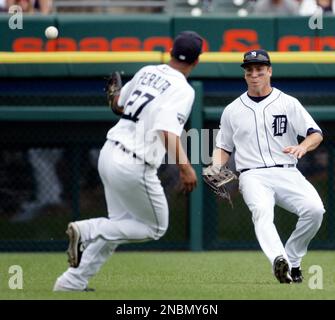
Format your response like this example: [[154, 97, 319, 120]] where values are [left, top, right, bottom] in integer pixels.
[[156, 64, 186, 80]]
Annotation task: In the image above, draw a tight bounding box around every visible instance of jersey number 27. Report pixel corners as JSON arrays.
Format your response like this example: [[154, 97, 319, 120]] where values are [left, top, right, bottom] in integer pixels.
[[122, 90, 155, 122]]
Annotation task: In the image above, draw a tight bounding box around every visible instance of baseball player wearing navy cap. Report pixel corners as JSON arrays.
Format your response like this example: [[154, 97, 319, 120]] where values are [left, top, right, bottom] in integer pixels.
[[53, 31, 203, 291], [208, 49, 325, 284]]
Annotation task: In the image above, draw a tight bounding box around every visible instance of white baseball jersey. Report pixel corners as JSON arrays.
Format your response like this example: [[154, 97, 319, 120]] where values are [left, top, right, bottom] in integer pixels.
[[216, 87, 322, 172], [107, 64, 195, 168]]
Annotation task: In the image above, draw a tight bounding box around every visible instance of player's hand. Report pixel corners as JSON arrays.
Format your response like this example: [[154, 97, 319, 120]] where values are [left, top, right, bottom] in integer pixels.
[[179, 164, 197, 193], [283, 145, 307, 159]]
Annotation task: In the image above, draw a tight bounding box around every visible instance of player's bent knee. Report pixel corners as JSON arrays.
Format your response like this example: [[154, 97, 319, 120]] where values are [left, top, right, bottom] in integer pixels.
[[151, 224, 168, 241], [313, 205, 325, 223], [304, 202, 325, 226], [306, 202, 325, 217]]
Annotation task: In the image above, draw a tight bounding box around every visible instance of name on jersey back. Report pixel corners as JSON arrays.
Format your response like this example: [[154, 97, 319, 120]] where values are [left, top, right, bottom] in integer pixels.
[[137, 72, 171, 94]]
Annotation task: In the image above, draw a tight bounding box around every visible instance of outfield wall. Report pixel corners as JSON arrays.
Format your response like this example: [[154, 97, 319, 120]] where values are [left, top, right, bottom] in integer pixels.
[[1, 51, 335, 78], [1, 14, 335, 53]]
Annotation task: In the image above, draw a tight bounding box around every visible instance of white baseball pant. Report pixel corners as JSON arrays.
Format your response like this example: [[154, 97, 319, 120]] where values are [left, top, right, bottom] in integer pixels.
[[56, 140, 169, 290], [239, 167, 325, 269]]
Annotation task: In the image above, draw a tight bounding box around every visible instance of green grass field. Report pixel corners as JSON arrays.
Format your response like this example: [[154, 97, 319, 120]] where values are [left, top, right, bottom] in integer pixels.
[[0, 251, 334, 300]]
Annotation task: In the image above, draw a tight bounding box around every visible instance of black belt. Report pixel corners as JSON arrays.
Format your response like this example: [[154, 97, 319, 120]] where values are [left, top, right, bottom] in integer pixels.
[[112, 141, 152, 166], [240, 164, 296, 173]]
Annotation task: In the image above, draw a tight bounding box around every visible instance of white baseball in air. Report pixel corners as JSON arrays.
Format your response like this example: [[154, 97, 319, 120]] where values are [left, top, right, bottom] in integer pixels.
[[234, 0, 245, 6], [191, 7, 202, 16], [45, 26, 59, 39], [237, 8, 249, 17], [188, 0, 199, 6]]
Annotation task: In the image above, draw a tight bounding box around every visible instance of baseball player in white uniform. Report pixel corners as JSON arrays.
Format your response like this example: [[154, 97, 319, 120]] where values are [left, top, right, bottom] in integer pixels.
[[53, 31, 203, 291], [210, 49, 325, 283]]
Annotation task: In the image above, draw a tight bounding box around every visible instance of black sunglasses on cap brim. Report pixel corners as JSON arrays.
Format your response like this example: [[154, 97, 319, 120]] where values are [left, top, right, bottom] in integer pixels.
[[241, 51, 271, 68], [244, 53, 270, 62]]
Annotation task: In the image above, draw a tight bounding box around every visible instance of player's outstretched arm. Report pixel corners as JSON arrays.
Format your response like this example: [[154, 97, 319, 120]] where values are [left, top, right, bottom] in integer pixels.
[[212, 148, 230, 167], [111, 96, 124, 115], [204, 148, 231, 175], [202, 148, 236, 206], [161, 131, 197, 193], [283, 132, 323, 159]]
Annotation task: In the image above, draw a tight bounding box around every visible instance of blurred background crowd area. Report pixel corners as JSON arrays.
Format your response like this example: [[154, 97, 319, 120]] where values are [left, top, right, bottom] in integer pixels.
[[0, 0, 334, 16]]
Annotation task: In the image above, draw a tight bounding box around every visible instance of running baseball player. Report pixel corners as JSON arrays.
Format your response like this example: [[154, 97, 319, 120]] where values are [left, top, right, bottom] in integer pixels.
[[53, 31, 203, 291], [207, 49, 325, 284]]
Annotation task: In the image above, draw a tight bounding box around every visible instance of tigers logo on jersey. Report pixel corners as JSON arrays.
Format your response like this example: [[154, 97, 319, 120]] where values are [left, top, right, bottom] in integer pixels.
[[272, 115, 287, 136], [177, 113, 186, 125]]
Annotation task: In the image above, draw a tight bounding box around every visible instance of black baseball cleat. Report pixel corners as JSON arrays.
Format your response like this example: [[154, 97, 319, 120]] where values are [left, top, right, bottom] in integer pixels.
[[273, 255, 292, 284], [291, 267, 303, 283], [66, 222, 84, 268]]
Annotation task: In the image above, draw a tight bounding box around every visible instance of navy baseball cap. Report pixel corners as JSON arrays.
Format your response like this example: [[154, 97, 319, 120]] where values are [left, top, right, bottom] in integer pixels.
[[171, 31, 203, 64], [241, 49, 271, 68]]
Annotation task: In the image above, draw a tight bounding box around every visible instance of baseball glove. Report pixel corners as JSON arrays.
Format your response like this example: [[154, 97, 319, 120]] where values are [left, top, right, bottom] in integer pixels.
[[202, 164, 238, 207], [104, 71, 123, 115]]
